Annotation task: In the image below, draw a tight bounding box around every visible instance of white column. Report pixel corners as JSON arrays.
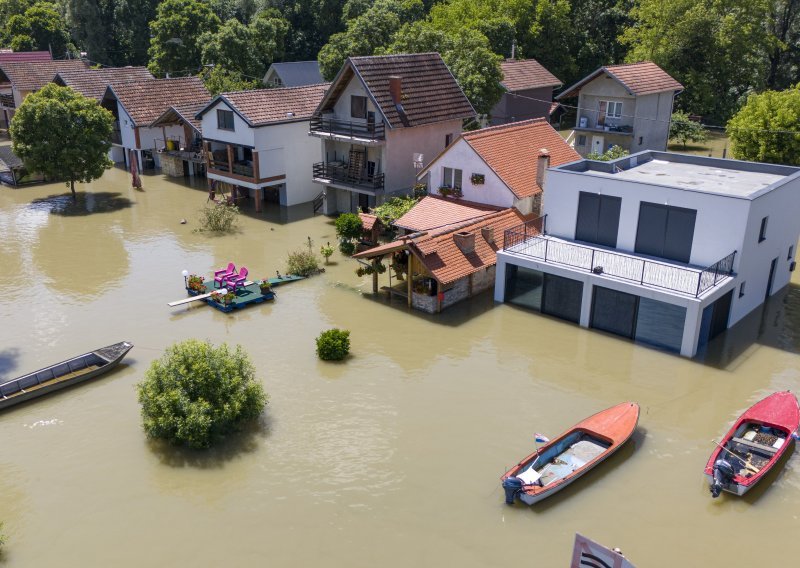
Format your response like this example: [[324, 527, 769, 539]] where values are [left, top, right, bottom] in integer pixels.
[[494, 258, 507, 302], [579, 280, 593, 328], [680, 302, 704, 357]]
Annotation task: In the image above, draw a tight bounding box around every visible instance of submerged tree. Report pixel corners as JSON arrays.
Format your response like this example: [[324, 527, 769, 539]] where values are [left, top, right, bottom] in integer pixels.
[[10, 83, 113, 200]]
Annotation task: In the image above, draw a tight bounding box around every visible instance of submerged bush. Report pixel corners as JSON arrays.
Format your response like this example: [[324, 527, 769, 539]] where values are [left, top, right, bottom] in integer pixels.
[[338, 240, 356, 255], [334, 213, 363, 240], [316, 329, 351, 361], [136, 340, 267, 449], [286, 249, 321, 276], [197, 203, 239, 232]]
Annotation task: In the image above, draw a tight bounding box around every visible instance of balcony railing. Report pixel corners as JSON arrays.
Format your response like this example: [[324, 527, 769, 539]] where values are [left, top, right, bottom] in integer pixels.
[[503, 222, 735, 298], [209, 159, 254, 178], [313, 161, 384, 192], [310, 116, 385, 140], [0, 93, 14, 108]]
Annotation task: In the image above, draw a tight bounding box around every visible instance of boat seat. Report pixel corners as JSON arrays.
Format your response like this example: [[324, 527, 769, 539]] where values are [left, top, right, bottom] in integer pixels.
[[1, 382, 21, 396], [18, 375, 39, 390], [731, 437, 779, 455]]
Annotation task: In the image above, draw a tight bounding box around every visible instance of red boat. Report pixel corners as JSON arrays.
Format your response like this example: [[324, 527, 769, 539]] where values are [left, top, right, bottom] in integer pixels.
[[705, 391, 799, 498], [501, 402, 639, 505]]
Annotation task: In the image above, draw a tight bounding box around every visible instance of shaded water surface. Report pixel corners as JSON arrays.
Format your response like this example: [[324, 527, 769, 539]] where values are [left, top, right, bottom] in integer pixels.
[[1, 167, 799, 566]]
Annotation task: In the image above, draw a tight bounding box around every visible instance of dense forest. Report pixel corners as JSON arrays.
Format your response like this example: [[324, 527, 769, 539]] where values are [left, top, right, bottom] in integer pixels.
[[1, 0, 799, 122]]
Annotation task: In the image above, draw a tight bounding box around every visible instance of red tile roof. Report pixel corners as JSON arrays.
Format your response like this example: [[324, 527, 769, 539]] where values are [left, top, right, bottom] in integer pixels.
[[359, 213, 380, 231], [355, 208, 527, 285], [54, 67, 153, 100], [500, 59, 561, 91], [150, 102, 205, 133], [461, 118, 581, 199], [558, 61, 683, 99], [0, 51, 52, 63], [107, 77, 210, 126], [206, 83, 329, 126], [0, 60, 88, 91], [320, 53, 475, 129], [394, 195, 501, 232]]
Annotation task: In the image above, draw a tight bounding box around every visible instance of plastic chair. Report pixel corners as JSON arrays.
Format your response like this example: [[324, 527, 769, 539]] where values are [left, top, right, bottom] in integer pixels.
[[213, 263, 236, 288], [225, 266, 248, 293]]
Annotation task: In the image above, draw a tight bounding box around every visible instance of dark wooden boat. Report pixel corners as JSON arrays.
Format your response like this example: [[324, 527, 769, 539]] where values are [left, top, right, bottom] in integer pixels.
[[501, 402, 640, 505], [705, 391, 799, 498], [0, 341, 133, 410]]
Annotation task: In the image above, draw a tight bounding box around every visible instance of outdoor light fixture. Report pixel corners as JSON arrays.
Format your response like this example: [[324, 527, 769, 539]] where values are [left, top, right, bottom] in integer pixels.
[[182, 269, 189, 286]]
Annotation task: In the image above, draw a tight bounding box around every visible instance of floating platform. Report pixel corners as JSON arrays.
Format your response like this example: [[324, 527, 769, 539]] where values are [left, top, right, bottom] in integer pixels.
[[169, 274, 306, 312]]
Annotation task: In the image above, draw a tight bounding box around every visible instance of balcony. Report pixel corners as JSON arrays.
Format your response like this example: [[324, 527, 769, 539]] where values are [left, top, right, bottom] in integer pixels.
[[0, 93, 14, 108], [209, 158, 253, 178], [309, 116, 385, 142], [503, 221, 736, 298], [313, 161, 384, 193]]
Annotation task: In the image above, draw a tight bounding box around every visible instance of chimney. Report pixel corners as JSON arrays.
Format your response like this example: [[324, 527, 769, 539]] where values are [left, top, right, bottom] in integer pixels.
[[389, 76, 402, 104], [481, 227, 495, 246], [453, 231, 475, 254], [536, 148, 550, 191]]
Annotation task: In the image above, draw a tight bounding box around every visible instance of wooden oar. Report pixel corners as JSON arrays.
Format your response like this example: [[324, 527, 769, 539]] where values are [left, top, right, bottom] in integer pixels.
[[711, 439, 760, 474]]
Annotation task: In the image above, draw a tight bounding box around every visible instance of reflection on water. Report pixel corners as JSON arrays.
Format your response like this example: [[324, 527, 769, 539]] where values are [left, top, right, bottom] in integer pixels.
[[1, 168, 800, 567]]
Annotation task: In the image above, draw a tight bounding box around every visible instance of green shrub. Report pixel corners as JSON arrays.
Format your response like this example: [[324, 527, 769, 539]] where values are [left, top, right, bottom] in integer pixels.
[[316, 329, 351, 361], [338, 240, 356, 255], [320, 242, 334, 264], [197, 203, 239, 232], [335, 213, 363, 240], [586, 145, 629, 161], [136, 340, 267, 449], [372, 195, 419, 226], [286, 248, 320, 276]]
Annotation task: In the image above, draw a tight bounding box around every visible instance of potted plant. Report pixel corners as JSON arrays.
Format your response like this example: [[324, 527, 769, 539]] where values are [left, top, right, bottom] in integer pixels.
[[258, 279, 272, 295], [470, 173, 485, 185], [187, 274, 207, 294], [222, 292, 235, 306], [210, 291, 223, 304]]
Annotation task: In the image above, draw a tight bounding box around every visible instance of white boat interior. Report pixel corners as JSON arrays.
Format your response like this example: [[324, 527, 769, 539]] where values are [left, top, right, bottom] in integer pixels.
[[517, 432, 610, 487]]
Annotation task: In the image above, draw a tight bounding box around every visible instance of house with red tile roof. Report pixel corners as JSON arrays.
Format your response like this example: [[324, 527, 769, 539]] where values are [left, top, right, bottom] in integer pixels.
[[53, 66, 153, 101], [195, 83, 329, 208], [556, 61, 683, 157], [100, 77, 210, 170], [417, 118, 580, 216], [353, 207, 528, 313], [150, 102, 207, 178], [490, 58, 562, 126], [393, 195, 501, 234], [309, 53, 476, 215], [0, 59, 87, 129], [0, 51, 52, 63]]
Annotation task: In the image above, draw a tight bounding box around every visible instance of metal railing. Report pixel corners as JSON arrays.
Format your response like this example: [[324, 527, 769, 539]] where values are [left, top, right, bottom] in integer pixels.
[[502, 222, 735, 297], [313, 162, 385, 191], [0, 93, 14, 108], [310, 115, 385, 140]]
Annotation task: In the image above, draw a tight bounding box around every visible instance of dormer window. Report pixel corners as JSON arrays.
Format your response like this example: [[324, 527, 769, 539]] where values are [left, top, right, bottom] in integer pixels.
[[351, 95, 367, 119], [217, 109, 234, 131]]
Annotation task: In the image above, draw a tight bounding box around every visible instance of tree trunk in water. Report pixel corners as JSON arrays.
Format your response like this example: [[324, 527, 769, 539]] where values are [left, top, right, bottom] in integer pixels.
[[70, 179, 76, 201]]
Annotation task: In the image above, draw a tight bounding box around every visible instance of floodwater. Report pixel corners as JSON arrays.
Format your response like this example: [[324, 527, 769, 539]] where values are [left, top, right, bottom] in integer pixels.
[[1, 163, 799, 567]]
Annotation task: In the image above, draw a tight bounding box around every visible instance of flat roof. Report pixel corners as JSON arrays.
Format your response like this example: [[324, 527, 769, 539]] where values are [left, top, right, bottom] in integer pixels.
[[555, 151, 800, 199]]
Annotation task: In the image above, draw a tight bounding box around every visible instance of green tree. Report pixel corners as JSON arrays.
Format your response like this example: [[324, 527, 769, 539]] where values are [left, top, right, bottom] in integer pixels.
[[766, 0, 800, 90], [727, 85, 800, 166], [586, 145, 630, 161], [137, 340, 267, 449], [10, 83, 113, 200], [4, 2, 74, 56], [199, 65, 260, 96], [148, 0, 220, 76], [669, 111, 708, 150]]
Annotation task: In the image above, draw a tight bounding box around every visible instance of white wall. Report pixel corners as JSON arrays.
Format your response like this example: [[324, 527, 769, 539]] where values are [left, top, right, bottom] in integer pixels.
[[329, 76, 384, 126], [543, 168, 752, 267], [118, 104, 136, 150], [422, 138, 515, 208], [385, 119, 462, 193], [255, 120, 320, 205], [200, 100, 256, 147]]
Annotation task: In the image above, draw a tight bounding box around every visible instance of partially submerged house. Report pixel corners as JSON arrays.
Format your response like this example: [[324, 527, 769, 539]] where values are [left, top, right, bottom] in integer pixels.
[[196, 83, 328, 209], [556, 61, 682, 157], [491, 59, 562, 125], [0, 145, 45, 186], [53, 66, 154, 101], [150, 103, 206, 177], [418, 118, 580, 216], [263, 61, 323, 87], [0, 59, 87, 129], [101, 77, 210, 169], [354, 207, 526, 313], [309, 53, 475, 214], [495, 151, 800, 357]]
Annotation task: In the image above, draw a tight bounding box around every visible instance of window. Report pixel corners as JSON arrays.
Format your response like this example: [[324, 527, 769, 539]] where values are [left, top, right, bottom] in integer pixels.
[[739, 282, 746, 297], [638, 136, 643, 145], [575, 192, 622, 247], [351, 95, 367, 119], [577, 135, 587, 146], [217, 109, 234, 131], [788, 246, 794, 261], [598, 100, 622, 126], [759, 216, 768, 242], [445, 133, 452, 148], [442, 167, 463, 189], [634, 202, 697, 263]]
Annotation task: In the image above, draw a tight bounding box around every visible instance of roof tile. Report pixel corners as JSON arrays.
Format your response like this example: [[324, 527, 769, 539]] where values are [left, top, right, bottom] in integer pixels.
[[108, 77, 210, 126], [394, 195, 502, 232], [219, 83, 329, 126], [55, 67, 153, 101], [558, 61, 683, 99], [0, 51, 52, 63], [500, 59, 561, 91], [0, 60, 88, 92]]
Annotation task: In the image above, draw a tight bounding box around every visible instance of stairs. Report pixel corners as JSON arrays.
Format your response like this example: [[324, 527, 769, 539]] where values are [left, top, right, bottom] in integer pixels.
[[312, 192, 324, 214]]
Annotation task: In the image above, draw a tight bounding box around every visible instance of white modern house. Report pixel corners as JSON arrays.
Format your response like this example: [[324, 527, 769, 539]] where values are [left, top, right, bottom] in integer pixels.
[[196, 83, 328, 209], [101, 77, 210, 170], [557, 61, 682, 157], [309, 53, 476, 214], [495, 151, 800, 357], [418, 118, 580, 215]]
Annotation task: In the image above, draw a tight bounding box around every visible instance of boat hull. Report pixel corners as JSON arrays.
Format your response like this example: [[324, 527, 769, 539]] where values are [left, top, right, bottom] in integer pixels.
[[0, 342, 133, 411], [502, 402, 639, 505]]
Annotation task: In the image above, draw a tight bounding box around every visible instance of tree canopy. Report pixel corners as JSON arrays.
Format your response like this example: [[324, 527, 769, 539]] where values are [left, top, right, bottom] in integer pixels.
[[10, 83, 113, 199], [148, 0, 220, 76], [727, 85, 800, 166], [2, 1, 74, 56], [669, 111, 708, 150]]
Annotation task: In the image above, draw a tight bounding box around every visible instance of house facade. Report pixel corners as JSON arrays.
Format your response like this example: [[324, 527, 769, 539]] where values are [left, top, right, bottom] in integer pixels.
[[418, 118, 580, 216], [263, 61, 324, 88], [309, 53, 475, 214], [150, 103, 206, 178], [490, 59, 561, 125], [556, 61, 682, 157], [0, 59, 87, 129], [196, 83, 328, 209], [101, 77, 210, 169], [494, 151, 800, 357]]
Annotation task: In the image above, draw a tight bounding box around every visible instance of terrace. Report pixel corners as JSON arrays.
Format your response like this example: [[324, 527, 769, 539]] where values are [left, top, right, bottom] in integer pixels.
[[309, 115, 385, 143]]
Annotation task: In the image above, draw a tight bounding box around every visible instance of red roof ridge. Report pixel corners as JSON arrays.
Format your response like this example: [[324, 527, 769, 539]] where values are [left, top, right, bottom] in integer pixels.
[[222, 82, 330, 97], [462, 118, 549, 141]]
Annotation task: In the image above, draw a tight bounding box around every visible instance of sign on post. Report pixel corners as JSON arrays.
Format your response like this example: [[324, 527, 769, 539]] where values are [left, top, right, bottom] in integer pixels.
[[570, 533, 636, 568]]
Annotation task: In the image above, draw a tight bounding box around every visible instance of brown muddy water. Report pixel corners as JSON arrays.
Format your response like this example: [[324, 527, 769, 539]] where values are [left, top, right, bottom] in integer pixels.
[[1, 165, 800, 567]]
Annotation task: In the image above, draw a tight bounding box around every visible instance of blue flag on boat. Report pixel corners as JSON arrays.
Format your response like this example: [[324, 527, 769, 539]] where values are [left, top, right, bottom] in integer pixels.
[[535, 433, 550, 443]]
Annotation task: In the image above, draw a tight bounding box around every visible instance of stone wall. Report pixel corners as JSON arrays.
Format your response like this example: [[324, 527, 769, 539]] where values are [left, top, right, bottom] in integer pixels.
[[412, 292, 437, 313], [160, 154, 185, 177], [441, 277, 469, 310], [471, 266, 496, 295]]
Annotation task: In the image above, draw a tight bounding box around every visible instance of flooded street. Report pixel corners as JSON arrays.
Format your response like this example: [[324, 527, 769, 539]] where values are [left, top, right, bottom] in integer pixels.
[[1, 165, 799, 567]]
